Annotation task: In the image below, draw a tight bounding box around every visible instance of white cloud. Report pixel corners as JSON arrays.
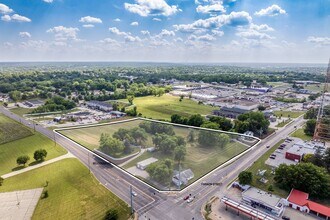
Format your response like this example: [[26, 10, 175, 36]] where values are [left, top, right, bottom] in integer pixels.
[[250, 23, 274, 32], [157, 29, 175, 37], [114, 18, 121, 22], [141, 30, 150, 35], [173, 11, 251, 32], [109, 27, 131, 37], [189, 34, 216, 41], [124, 0, 179, 17], [211, 29, 224, 36], [255, 5, 286, 17], [47, 26, 80, 41], [236, 29, 274, 40], [1, 14, 31, 22], [125, 35, 141, 42], [19, 32, 31, 38], [99, 38, 121, 47], [196, 3, 225, 14], [152, 18, 162, 22], [0, 3, 13, 14], [307, 36, 330, 45], [79, 16, 102, 24], [130, 21, 139, 26], [83, 24, 95, 28], [43, 0, 54, 3]]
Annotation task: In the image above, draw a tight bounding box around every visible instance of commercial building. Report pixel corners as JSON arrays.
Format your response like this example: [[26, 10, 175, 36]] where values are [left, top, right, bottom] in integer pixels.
[[23, 100, 44, 107], [136, 157, 158, 170], [287, 189, 330, 219], [242, 187, 286, 216], [285, 145, 315, 162], [213, 106, 250, 118], [86, 100, 113, 112]]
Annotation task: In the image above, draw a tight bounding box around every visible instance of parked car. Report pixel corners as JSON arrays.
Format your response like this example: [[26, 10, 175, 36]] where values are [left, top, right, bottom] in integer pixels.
[[266, 145, 271, 148], [282, 216, 290, 220], [187, 197, 194, 203], [132, 191, 137, 197], [183, 195, 190, 200]]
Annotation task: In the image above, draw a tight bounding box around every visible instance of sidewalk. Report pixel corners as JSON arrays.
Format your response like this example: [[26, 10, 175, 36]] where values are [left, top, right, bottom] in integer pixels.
[[1, 152, 75, 179]]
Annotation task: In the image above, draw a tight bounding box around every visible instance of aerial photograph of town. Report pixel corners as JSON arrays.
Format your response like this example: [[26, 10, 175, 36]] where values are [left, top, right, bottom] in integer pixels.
[[0, 0, 329, 220]]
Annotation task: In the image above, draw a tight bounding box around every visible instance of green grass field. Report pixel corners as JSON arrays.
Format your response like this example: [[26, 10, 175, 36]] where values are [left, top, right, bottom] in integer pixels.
[[0, 113, 34, 144], [10, 107, 32, 116], [0, 133, 67, 175], [276, 119, 291, 128], [59, 119, 254, 189], [290, 128, 312, 141], [247, 140, 289, 198], [0, 159, 130, 220], [126, 94, 217, 120], [274, 110, 305, 118]]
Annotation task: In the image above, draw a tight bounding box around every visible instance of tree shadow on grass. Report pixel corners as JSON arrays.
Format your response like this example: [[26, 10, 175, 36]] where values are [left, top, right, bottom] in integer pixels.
[[12, 165, 26, 172], [29, 160, 44, 166]]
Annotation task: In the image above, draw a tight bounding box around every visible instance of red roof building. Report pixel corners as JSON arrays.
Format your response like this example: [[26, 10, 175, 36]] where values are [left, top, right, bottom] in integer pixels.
[[287, 189, 330, 219]]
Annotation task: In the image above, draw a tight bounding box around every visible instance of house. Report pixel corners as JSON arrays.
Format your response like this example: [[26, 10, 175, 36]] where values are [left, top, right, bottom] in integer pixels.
[[136, 157, 158, 170], [242, 187, 286, 216], [287, 189, 330, 219], [23, 100, 44, 107], [172, 169, 194, 187], [213, 106, 250, 118], [86, 100, 113, 112]]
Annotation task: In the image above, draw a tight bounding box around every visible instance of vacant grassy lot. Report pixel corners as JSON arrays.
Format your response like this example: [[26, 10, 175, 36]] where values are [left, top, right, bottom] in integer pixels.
[[0, 133, 67, 175], [0, 159, 130, 220], [274, 110, 304, 118], [276, 119, 292, 128], [247, 140, 289, 198], [125, 94, 217, 120], [0, 113, 34, 144], [10, 107, 32, 116], [59, 119, 254, 189], [290, 128, 312, 141]]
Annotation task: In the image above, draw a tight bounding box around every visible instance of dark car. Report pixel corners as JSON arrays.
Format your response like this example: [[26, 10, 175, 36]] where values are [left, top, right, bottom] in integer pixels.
[[183, 195, 190, 200], [266, 145, 271, 148], [282, 216, 290, 220]]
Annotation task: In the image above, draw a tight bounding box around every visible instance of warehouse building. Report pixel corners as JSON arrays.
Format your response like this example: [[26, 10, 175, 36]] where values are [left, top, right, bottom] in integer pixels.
[[86, 100, 113, 112]]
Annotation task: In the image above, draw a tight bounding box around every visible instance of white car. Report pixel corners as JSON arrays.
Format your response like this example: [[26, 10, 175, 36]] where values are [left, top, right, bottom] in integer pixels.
[[187, 197, 194, 203], [132, 191, 137, 197]]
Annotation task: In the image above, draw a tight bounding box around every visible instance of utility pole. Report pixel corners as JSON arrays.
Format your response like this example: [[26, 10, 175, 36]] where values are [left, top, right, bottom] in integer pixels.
[[88, 152, 91, 173]]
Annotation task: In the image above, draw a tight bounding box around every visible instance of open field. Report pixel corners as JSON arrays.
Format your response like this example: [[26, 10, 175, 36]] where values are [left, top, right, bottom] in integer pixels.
[[274, 110, 304, 118], [0, 159, 130, 220], [247, 140, 289, 198], [0, 113, 34, 144], [290, 128, 312, 141], [125, 94, 217, 120], [276, 119, 291, 128], [10, 107, 32, 116], [0, 133, 67, 176], [58, 119, 257, 190], [304, 83, 325, 93]]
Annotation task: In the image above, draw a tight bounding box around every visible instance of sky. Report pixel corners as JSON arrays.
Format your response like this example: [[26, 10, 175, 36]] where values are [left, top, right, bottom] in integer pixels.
[[0, 0, 329, 63]]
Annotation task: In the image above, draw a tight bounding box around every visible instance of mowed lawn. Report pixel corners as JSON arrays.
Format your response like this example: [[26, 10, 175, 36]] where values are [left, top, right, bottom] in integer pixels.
[[290, 128, 312, 141], [0, 133, 67, 175], [126, 94, 217, 120], [0, 159, 130, 220], [60, 119, 250, 183], [274, 110, 305, 118], [0, 113, 34, 144], [10, 107, 32, 116]]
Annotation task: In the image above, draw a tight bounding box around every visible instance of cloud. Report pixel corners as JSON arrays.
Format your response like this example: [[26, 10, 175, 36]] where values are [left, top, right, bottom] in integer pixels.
[[114, 18, 121, 22], [255, 5, 286, 17], [43, 0, 54, 3], [211, 29, 224, 36], [236, 29, 274, 40], [124, 0, 179, 17], [152, 18, 162, 21], [99, 38, 121, 47], [250, 23, 274, 32], [109, 27, 131, 37], [47, 26, 80, 41], [173, 11, 251, 32], [0, 3, 13, 14], [1, 14, 31, 22], [189, 34, 216, 42], [157, 29, 175, 37], [125, 35, 141, 42], [307, 36, 330, 45], [83, 24, 95, 28], [19, 32, 31, 38], [130, 21, 139, 26], [79, 16, 102, 24], [196, 3, 225, 14], [141, 30, 150, 35]]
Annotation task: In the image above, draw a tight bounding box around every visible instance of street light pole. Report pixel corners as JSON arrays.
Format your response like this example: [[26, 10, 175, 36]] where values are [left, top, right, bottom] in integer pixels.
[[130, 185, 134, 215]]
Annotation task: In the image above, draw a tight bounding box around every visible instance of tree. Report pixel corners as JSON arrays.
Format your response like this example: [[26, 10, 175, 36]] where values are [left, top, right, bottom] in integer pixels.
[[146, 160, 173, 183], [34, 149, 47, 161], [16, 155, 30, 166], [127, 95, 134, 105], [112, 128, 130, 141], [188, 114, 205, 127], [187, 130, 196, 142], [130, 127, 148, 145], [323, 148, 330, 173], [198, 130, 222, 148], [174, 145, 186, 165], [9, 90, 22, 102], [104, 209, 119, 220], [218, 133, 230, 148], [201, 121, 219, 130], [0, 177, 3, 186], [258, 105, 266, 111], [274, 163, 330, 198], [238, 171, 253, 185], [209, 116, 233, 131], [99, 134, 124, 155], [304, 119, 316, 136], [234, 112, 269, 134]]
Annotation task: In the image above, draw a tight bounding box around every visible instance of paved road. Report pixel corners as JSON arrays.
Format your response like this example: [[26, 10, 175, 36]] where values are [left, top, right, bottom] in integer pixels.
[[0, 107, 305, 220]]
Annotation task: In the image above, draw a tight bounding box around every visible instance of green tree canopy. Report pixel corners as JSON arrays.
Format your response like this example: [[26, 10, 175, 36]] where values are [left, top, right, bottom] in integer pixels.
[[238, 171, 253, 185], [34, 149, 47, 161], [16, 155, 30, 166]]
